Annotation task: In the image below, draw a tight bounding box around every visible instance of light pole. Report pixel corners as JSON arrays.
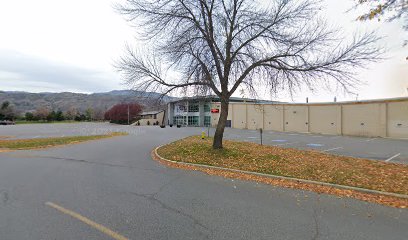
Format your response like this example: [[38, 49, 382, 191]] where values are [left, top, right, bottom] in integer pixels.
[[127, 104, 130, 125]]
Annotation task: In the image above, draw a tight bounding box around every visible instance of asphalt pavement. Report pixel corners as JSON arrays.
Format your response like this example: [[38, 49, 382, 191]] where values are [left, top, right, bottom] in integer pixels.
[[0, 123, 407, 239]]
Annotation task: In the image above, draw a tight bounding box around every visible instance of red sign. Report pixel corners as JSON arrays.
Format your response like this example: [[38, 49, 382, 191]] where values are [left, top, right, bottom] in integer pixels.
[[211, 109, 220, 113]]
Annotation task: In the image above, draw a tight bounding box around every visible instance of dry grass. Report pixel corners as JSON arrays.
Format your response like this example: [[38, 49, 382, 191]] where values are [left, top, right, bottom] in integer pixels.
[[158, 136, 408, 195], [0, 132, 128, 150], [0, 136, 13, 139]]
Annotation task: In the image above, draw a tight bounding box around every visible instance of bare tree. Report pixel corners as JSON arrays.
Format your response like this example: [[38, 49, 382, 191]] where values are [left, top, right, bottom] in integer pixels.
[[352, 0, 407, 47], [34, 107, 50, 121], [116, 0, 381, 149], [354, 0, 407, 25], [65, 106, 79, 120]]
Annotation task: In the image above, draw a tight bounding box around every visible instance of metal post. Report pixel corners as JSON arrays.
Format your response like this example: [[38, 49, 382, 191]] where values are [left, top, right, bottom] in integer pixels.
[[260, 128, 263, 145], [208, 126, 210, 138]]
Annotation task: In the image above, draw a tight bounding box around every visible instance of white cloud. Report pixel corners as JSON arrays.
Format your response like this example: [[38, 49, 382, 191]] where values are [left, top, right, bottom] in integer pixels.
[[0, 0, 406, 101], [0, 50, 121, 93]]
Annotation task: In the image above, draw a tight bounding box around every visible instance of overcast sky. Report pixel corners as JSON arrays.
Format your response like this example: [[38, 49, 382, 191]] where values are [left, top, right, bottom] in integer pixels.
[[0, 0, 407, 102]]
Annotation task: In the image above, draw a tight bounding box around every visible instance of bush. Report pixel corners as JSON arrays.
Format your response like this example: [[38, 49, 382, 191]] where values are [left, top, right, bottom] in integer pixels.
[[147, 121, 150, 125]]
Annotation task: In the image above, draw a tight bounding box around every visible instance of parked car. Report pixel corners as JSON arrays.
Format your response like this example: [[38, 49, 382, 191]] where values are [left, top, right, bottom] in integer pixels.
[[0, 120, 15, 125]]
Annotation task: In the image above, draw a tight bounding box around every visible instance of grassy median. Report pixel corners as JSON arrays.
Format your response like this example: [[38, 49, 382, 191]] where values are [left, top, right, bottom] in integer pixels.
[[15, 120, 82, 125], [0, 132, 128, 150], [158, 136, 408, 195]]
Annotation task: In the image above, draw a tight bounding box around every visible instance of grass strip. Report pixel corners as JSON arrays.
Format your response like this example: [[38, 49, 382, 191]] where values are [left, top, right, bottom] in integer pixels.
[[0, 132, 127, 150], [157, 136, 408, 195], [15, 120, 83, 125]]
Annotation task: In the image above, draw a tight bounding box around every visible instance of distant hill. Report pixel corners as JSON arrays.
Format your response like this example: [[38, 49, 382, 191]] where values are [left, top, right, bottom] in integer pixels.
[[0, 90, 176, 114]]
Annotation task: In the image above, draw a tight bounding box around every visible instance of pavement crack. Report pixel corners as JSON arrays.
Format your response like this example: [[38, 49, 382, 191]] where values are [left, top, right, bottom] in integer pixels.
[[14, 154, 160, 172], [311, 208, 320, 240], [127, 191, 212, 239], [152, 174, 186, 197], [0, 190, 9, 205]]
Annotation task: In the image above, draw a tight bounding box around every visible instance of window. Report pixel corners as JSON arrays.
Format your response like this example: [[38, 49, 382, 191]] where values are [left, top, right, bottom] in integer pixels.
[[204, 104, 211, 112], [176, 105, 187, 113], [173, 116, 186, 125], [204, 116, 211, 127], [188, 103, 199, 112], [188, 116, 199, 126]]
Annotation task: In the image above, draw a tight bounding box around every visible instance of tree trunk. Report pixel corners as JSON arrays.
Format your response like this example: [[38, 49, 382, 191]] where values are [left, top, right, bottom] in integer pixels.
[[212, 99, 229, 149]]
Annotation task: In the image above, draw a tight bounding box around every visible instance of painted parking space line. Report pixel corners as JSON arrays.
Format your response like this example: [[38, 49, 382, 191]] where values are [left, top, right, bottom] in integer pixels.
[[385, 153, 401, 162], [271, 140, 287, 142], [321, 147, 343, 152], [307, 143, 324, 147], [274, 142, 298, 146], [247, 137, 258, 139], [45, 202, 129, 240], [366, 138, 378, 142], [330, 136, 342, 139]]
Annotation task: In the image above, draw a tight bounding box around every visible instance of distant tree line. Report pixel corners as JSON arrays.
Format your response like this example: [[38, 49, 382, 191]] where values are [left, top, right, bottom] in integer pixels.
[[0, 101, 106, 122], [1, 101, 145, 125], [23, 107, 106, 122]]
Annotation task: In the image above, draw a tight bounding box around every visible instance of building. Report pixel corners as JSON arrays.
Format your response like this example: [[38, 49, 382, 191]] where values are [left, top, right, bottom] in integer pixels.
[[135, 110, 165, 126], [167, 96, 408, 138], [167, 96, 277, 127]]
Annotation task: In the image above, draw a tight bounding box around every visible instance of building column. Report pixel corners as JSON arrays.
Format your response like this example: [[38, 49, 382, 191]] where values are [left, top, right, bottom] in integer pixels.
[[336, 105, 342, 135], [282, 105, 286, 132], [199, 101, 205, 127], [380, 103, 387, 137], [168, 103, 174, 125]]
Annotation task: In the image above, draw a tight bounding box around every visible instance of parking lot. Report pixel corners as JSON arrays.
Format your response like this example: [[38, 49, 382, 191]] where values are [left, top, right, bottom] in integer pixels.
[[1, 122, 407, 164], [221, 128, 408, 164], [0, 122, 407, 239]]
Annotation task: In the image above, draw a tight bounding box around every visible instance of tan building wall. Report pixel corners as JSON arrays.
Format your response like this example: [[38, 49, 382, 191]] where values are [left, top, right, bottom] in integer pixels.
[[387, 101, 408, 138], [136, 111, 165, 126], [309, 105, 340, 135], [247, 105, 264, 130], [342, 103, 386, 137], [225, 98, 408, 139], [263, 105, 284, 131], [232, 104, 247, 129], [284, 105, 309, 133]]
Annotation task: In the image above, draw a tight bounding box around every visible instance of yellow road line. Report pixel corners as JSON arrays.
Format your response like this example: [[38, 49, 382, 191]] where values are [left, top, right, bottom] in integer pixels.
[[45, 202, 129, 240]]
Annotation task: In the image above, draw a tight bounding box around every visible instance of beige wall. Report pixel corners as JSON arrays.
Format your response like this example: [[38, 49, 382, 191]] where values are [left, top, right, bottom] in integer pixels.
[[342, 103, 386, 137], [247, 105, 264, 130], [309, 105, 340, 135], [136, 111, 165, 126], [387, 101, 408, 138], [232, 104, 247, 129], [226, 98, 408, 139], [284, 105, 309, 133], [263, 105, 284, 131]]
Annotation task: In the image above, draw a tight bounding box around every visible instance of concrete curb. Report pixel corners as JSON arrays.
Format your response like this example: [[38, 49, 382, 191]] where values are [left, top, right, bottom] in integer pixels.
[[154, 145, 408, 200]]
